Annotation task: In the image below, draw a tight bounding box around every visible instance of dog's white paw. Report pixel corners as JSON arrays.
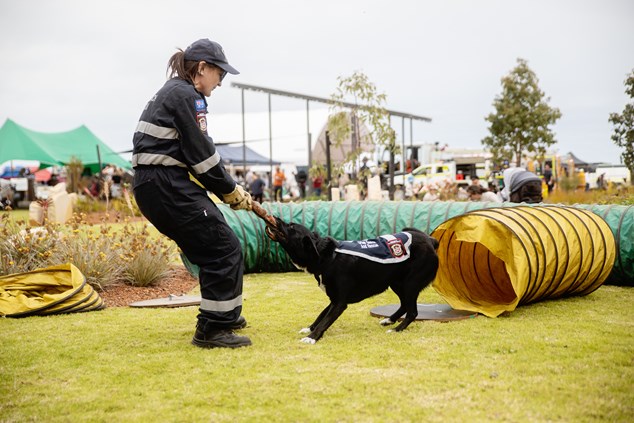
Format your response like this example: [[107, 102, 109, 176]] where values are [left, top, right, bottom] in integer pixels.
[[299, 327, 311, 335], [379, 318, 394, 326], [300, 337, 316, 344], [386, 329, 395, 333]]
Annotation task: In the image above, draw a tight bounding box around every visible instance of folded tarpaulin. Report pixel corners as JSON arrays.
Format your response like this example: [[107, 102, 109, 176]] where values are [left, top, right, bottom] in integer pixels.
[[0, 263, 104, 317]]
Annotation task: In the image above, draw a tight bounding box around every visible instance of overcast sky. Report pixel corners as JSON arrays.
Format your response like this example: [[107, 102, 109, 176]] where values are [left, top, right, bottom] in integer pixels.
[[1, 0, 632, 166]]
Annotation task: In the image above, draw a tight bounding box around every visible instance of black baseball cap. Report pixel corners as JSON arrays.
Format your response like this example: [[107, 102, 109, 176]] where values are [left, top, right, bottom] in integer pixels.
[[184, 38, 239, 75]]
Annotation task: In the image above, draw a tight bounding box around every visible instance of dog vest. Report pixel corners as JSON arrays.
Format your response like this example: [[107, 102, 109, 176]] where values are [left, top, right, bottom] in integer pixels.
[[334, 232, 412, 264]]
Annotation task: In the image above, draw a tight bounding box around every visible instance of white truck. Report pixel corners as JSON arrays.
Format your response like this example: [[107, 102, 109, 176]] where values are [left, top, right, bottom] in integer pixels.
[[393, 162, 456, 188], [587, 165, 631, 189], [393, 160, 491, 197]]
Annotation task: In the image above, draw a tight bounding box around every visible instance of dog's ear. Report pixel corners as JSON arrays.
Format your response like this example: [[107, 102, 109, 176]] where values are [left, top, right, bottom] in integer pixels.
[[302, 235, 320, 259], [322, 237, 338, 255]]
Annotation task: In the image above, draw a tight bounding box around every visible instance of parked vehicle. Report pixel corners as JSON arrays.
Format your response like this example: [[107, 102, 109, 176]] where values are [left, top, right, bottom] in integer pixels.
[[393, 162, 456, 188], [586, 165, 631, 189]]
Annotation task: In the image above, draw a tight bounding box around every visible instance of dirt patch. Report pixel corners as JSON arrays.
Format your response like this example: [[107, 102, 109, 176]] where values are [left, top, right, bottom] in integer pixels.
[[99, 266, 198, 308]]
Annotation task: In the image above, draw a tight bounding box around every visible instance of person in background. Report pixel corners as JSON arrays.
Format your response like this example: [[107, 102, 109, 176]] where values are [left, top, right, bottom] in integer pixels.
[[88, 176, 101, 198], [0, 181, 13, 209], [273, 166, 285, 202], [543, 164, 554, 193], [312, 175, 323, 197], [466, 185, 502, 203], [422, 184, 440, 201], [48, 173, 59, 186], [249, 173, 266, 203], [295, 169, 307, 199], [102, 164, 115, 182], [131, 38, 252, 349], [499, 167, 543, 203]]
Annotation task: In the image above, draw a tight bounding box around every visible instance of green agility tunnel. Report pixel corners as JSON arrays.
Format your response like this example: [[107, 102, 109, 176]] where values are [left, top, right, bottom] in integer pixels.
[[572, 204, 634, 287], [182, 201, 631, 312], [431, 206, 615, 317], [0, 263, 104, 317]]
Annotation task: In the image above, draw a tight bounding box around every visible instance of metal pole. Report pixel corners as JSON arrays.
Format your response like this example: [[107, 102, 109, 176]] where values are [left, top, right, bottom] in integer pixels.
[[306, 100, 311, 167], [351, 113, 358, 181], [241, 88, 246, 177], [387, 115, 395, 200], [96, 145, 102, 177], [402, 116, 406, 173], [326, 131, 332, 201], [268, 93, 273, 198], [389, 143, 395, 201], [231, 82, 432, 123]]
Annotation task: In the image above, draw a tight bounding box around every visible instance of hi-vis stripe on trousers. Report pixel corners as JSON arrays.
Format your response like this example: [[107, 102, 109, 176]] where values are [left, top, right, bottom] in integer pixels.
[[200, 295, 242, 313]]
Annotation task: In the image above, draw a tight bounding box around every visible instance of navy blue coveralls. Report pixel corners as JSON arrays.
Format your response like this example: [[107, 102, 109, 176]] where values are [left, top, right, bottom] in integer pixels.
[[132, 77, 243, 330]]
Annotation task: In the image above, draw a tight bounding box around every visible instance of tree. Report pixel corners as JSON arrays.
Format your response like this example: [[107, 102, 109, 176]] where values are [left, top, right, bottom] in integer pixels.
[[482, 58, 562, 167], [66, 156, 83, 194], [609, 69, 634, 185], [311, 71, 396, 196]]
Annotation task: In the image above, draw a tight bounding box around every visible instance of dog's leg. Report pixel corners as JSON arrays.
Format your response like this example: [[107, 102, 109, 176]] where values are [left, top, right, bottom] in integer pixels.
[[380, 305, 406, 326], [391, 299, 418, 332], [300, 302, 347, 344], [382, 283, 409, 326], [299, 303, 333, 334]]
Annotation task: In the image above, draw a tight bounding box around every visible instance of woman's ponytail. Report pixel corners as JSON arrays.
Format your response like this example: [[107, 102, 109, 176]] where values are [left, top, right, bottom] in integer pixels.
[[167, 49, 198, 83]]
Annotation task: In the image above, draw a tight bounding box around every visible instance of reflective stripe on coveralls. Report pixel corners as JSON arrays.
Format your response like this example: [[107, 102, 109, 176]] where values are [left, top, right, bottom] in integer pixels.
[[200, 295, 243, 313]]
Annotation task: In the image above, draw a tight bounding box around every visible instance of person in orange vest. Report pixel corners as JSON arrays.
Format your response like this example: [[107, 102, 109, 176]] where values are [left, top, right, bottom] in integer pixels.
[[273, 166, 285, 202]]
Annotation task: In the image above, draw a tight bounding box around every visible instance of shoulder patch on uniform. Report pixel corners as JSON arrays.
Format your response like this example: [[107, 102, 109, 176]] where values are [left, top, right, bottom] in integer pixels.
[[195, 99, 206, 112], [197, 114, 207, 133], [334, 232, 412, 264]]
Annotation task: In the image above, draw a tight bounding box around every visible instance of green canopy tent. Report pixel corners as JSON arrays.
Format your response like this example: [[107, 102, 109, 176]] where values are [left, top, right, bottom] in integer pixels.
[[0, 119, 131, 173]]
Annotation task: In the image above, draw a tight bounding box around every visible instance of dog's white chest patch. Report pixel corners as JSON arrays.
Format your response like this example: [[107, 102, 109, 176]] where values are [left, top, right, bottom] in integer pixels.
[[292, 261, 306, 272], [334, 232, 412, 264], [293, 261, 327, 293]]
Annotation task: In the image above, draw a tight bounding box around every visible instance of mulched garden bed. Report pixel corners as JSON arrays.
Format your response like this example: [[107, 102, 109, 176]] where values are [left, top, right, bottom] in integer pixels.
[[99, 266, 198, 308], [79, 211, 198, 308]]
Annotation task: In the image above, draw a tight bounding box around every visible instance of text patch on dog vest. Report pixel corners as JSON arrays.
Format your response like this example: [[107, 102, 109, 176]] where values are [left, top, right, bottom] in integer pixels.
[[334, 232, 412, 264]]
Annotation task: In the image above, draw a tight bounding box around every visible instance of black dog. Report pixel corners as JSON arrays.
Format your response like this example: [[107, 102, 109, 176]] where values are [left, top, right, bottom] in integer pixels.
[[265, 218, 439, 343]]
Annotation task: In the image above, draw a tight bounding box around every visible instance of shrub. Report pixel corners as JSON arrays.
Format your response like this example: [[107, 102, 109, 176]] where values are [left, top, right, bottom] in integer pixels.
[[0, 215, 61, 274], [54, 217, 126, 290], [73, 197, 107, 214], [66, 157, 84, 194], [116, 222, 174, 287], [547, 185, 634, 205], [1, 212, 176, 291], [558, 174, 578, 192]]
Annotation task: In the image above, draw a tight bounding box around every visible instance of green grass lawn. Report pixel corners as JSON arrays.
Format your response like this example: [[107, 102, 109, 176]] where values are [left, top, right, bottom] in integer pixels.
[[1, 272, 632, 422]]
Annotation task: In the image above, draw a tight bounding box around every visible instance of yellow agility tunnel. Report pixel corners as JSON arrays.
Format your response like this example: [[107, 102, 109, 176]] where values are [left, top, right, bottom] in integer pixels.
[[431, 205, 616, 317]]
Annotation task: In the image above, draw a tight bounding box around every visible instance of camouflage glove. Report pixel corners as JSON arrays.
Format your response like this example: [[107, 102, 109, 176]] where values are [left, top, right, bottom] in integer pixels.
[[222, 185, 253, 211]]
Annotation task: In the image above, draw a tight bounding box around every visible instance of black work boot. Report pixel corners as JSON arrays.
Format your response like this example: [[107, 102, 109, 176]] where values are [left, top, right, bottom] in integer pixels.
[[231, 315, 247, 330], [192, 322, 252, 349]]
